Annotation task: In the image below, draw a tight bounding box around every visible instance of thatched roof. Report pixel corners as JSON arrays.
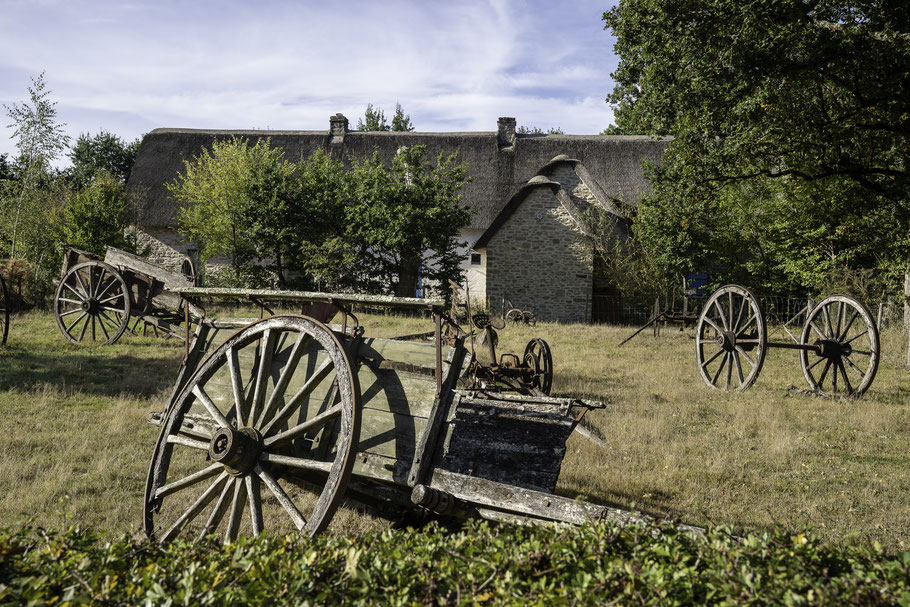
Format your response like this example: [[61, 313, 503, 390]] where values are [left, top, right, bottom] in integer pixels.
[[474, 156, 623, 250], [127, 117, 669, 231]]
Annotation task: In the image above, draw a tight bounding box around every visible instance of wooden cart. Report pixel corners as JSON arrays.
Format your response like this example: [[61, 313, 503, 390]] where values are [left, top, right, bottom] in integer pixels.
[[143, 287, 642, 543], [54, 245, 196, 344]]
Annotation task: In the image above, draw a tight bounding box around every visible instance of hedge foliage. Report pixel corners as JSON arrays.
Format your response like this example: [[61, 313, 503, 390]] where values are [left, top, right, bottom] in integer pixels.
[[2, 519, 909, 605]]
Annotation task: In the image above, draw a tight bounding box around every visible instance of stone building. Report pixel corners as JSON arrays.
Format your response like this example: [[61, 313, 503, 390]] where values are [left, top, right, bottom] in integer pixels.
[[127, 115, 668, 323]]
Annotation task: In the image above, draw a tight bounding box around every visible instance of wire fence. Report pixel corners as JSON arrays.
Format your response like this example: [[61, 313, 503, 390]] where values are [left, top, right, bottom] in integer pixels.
[[592, 293, 902, 330]]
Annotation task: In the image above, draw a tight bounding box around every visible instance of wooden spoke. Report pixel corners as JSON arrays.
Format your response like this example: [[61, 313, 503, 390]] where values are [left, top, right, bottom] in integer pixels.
[[155, 463, 222, 500], [817, 360, 832, 386], [259, 452, 334, 473], [712, 298, 729, 331], [227, 347, 247, 426], [94, 276, 119, 301], [248, 329, 276, 427], [838, 360, 853, 394], [838, 310, 859, 342], [264, 403, 342, 448], [261, 356, 335, 437], [198, 479, 233, 540], [65, 312, 88, 333], [192, 385, 231, 428], [74, 270, 90, 300], [256, 464, 306, 531], [246, 475, 263, 536], [159, 472, 229, 543], [700, 348, 724, 369], [62, 283, 86, 301], [736, 312, 758, 337], [822, 305, 833, 339], [711, 352, 728, 385], [808, 356, 826, 371], [96, 313, 111, 340], [844, 330, 869, 346], [733, 351, 745, 386], [701, 316, 723, 336], [843, 355, 866, 377], [256, 333, 310, 428], [166, 434, 211, 451], [734, 345, 754, 367], [809, 321, 827, 340], [144, 315, 361, 543], [224, 479, 248, 543], [732, 295, 746, 334]]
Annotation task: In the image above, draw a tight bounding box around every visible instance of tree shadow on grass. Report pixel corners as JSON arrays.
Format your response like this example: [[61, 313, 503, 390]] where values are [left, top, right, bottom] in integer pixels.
[[0, 345, 183, 398]]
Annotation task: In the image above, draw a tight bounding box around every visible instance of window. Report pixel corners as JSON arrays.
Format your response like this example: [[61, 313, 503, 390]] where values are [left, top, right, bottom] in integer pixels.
[[470, 253, 482, 265]]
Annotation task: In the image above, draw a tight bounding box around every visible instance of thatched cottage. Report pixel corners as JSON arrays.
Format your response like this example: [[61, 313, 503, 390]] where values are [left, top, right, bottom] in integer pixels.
[[127, 115, 668, 323]]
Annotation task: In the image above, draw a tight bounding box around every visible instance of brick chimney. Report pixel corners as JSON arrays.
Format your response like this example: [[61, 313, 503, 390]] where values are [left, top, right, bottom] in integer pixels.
[[329, 114, 348, 144], [497, 116, 516, 150]]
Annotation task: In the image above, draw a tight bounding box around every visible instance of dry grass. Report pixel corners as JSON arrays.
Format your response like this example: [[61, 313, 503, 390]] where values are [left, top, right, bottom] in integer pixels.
[[1, 310, 908, 548]]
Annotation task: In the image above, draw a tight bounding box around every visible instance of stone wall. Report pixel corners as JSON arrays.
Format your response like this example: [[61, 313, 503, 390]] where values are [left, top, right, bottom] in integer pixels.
[[547, 164, 598, 213], [483, 186, 593, 323], [129, 227, 192, 272]]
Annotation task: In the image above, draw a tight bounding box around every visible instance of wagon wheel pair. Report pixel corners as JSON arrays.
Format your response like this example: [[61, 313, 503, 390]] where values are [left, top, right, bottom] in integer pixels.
[[505, 308, 536, 326], [696, 285, 879, 396], [144, 315, 361, 543]]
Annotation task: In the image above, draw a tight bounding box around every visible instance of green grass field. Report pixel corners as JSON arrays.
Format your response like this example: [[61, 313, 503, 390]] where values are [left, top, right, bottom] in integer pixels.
[[0, 311, 908, 550]]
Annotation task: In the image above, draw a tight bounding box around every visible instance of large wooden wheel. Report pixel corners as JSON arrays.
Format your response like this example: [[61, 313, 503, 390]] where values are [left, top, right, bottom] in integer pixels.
[[696, 285, 767, 391], [54, 261, 130, 345], [0, 273, 9, 345], [799, 295, 879, 396], [144, 315, 361, 542], [523, 338, 553, 395]]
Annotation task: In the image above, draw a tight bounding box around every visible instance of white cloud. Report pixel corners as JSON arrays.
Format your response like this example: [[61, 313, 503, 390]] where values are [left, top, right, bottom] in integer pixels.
[[0, 0, 619, 161]]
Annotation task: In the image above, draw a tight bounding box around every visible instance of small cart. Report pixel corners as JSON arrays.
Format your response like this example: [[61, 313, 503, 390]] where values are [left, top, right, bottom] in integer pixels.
[[143, 287, 640, 543], [54, 245, 195, 344]]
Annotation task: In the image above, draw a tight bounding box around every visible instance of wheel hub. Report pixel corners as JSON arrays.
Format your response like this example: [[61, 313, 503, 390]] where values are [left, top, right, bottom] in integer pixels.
[[209, 426, 262, 476], [715, 330, 738, 352], [815, 339, 851, 359], [81, 298, 99, 314]]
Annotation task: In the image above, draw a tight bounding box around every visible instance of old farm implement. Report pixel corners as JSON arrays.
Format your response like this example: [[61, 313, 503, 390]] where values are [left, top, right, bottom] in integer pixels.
[[696, 285, 880, 396], [54, 245, 196, 344], [143, 287, 636, 543]]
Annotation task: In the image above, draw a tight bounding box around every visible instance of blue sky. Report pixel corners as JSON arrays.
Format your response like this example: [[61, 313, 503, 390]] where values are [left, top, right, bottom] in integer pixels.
[[0, 0, 620, 164]]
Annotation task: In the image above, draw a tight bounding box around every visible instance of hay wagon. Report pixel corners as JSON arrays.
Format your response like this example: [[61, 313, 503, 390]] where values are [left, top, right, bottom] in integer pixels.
[[143, 287, 637, 543], [54, 245, 197, 345]]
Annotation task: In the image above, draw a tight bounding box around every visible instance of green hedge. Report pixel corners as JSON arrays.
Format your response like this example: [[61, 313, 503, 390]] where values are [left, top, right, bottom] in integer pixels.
[[2, 520, 909, 605]]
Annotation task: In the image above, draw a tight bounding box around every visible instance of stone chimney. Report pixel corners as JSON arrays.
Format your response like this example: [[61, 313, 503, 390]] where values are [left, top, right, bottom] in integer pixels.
[[329, 114, 348, 144], [497, 117, 516, 150]]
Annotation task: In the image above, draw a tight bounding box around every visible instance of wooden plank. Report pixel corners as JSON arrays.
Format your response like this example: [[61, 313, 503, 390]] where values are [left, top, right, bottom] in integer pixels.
[[351, 451, 411, 485], [428, 469, 625, 527], [358, 337, 445, 372], [174, 287, 445, 311], [104, 246, 193, 289], [436, 394, 577, 493], [408, 339, 469, 487], [358, 363, 439, 418], [357, 409, 426, 461]]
